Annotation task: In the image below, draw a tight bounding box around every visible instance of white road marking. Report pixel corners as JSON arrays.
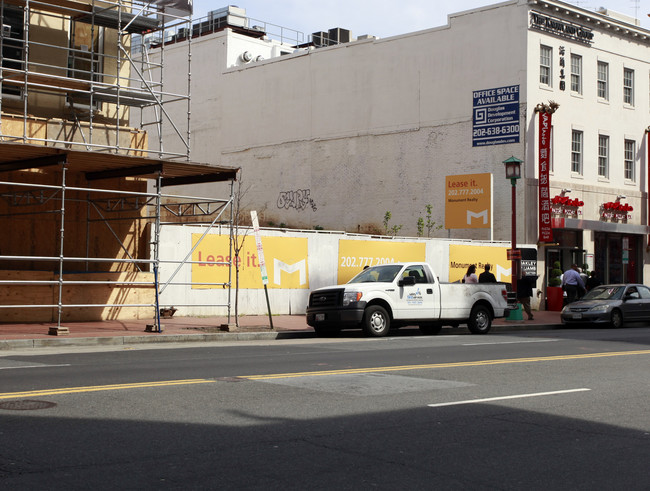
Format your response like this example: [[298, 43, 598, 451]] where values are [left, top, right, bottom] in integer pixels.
[[427, 388, 591, 407], [462, 339, 559, 346], [0, 364, 71, 370]]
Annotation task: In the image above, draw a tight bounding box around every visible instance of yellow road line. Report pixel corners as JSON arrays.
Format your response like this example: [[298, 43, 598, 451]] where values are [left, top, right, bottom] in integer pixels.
[[245, 349, 650, 380], [0, 378, 215, 400], [2, 350, 649, 399]]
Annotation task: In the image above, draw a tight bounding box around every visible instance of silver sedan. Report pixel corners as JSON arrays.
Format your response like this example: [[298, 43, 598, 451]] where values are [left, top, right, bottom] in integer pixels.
[[560, 284, 650, 328]]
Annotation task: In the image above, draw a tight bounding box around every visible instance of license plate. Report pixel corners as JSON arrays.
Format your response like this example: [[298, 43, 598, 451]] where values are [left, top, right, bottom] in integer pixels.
[[315, 313, 325, 322], [572, 313, 582, 320]]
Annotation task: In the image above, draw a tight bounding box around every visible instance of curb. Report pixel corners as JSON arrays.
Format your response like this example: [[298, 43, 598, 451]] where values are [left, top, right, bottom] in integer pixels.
[[0, 323, 562, 350], [0, 330, 316, 350]]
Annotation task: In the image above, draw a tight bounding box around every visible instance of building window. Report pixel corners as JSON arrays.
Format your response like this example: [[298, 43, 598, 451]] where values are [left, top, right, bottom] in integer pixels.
[[571, 130, 583, 174], [68, 22, 104, 82], [623, 68, 634, 105], [540, 45, 552, 86], [624, 140, 635, 181], [597, 61, 608, 100], [570, 54, 582, 94], [1, 6, 25, 97], [598, 135, 609, 178]]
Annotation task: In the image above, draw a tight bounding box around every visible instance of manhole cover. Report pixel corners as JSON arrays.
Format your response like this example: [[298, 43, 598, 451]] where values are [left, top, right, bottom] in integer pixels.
[[0, 400, 57, 411]]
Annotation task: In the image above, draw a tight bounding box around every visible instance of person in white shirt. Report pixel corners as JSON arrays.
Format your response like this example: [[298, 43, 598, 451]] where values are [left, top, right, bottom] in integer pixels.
[[562, 264, 586, 303], [463, 264, 478, 284]]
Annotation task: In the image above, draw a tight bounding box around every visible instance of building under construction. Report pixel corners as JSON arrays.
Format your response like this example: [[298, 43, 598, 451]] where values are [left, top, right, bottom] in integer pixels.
[[0, 0, 239, 330]]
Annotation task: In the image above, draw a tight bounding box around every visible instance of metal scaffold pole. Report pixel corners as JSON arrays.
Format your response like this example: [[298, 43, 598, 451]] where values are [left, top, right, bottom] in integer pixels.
[[56, 160, 68, 328], [153, 171, 162, 332]]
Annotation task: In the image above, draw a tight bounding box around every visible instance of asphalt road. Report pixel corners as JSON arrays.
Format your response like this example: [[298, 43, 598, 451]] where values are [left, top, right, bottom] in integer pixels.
[[1, 326, 649, 489]]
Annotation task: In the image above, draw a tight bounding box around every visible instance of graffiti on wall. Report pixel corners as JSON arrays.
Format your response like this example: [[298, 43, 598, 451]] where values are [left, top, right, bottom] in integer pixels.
[[277, 189, 317, 212]]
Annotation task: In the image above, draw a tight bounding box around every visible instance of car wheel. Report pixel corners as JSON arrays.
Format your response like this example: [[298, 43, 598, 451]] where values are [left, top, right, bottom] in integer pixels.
[[610, 309, 624, 329], [419, 323, 442, 335], [313, 325, 341, 337], [363, 305, 390, 337], [467, 305, 491, 334]]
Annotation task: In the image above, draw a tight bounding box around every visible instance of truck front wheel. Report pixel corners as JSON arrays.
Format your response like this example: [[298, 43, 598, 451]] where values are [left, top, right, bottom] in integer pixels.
[[363, 305, 391, 337], [467, 305, 492, 334]]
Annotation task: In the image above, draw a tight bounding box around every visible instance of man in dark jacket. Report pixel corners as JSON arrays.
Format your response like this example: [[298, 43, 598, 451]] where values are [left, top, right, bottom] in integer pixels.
[[479, 263, 497, 283], [517, 270, 537, 320]]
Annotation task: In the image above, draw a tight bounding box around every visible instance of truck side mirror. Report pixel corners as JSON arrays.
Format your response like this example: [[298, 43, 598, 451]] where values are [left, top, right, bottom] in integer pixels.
[[399, 276, 416, 287]]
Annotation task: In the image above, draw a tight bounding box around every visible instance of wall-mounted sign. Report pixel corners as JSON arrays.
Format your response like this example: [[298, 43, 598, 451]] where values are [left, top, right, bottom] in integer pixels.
[[558, 46, 566, 91], [472, 85, 520, 147], [445, 173, 492, 229], [191, 234, 309, 289], [538, 111, 553, 242], [530, 11, 594, 45]]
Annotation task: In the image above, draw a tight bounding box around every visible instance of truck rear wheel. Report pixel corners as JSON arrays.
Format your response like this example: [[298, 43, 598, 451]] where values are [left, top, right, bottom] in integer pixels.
[[467, 305, 492, 334], [363, 305, 390, 337]]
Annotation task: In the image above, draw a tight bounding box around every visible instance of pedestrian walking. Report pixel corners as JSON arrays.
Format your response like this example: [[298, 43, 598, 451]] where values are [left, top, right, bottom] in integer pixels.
[[517, 270, 537, 320], [562, 263, 586, 303]]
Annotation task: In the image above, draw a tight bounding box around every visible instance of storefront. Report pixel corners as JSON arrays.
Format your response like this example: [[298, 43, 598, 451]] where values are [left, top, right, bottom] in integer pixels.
[[544, 229, 585, 283], [594, 233, 642, 284], [546, 219, 646, 287]]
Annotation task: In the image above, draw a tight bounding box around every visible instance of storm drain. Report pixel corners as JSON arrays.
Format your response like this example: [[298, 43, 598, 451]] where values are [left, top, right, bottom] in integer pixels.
[[0, 400, 57, 411]]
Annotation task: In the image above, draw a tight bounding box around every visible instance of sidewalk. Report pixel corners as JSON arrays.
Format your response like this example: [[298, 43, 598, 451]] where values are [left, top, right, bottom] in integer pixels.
[[0, 310, 563, 350]]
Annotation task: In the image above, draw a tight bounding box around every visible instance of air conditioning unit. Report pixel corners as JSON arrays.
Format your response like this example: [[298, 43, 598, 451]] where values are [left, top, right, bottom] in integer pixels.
[[328, 28, 351, 45], [208, 6, 247, 28], [312, 31, 329, 47], [2, 24, 10, 37]]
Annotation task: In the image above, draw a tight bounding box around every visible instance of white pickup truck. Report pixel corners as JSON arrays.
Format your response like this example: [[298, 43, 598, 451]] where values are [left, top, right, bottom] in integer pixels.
[[306, 262, 512, 336]]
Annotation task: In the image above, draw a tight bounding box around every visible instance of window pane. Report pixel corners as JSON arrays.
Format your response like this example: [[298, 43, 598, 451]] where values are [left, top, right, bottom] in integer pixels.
[[597, 61, 608, 100], [571, 130, 583, 174], [624, 140, 635, 181], [571, 54, 582, 94], [598, 135, 608, 178], [623, 68, 634, 105], [540, 46, 552, 86]]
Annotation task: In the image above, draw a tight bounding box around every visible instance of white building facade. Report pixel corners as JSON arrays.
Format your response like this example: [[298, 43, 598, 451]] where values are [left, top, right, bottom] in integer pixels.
[[149, 0, 650, 289]]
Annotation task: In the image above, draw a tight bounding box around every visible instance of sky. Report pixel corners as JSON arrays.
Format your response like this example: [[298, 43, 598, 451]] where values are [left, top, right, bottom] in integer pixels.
[[189, 0, 650, 39]]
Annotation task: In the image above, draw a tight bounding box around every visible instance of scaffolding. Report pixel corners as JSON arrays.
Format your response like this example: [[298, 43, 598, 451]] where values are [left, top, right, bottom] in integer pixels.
[[0, 0, 239, 329], [0, 143, 239, 329], [0, 0, 192, 159]]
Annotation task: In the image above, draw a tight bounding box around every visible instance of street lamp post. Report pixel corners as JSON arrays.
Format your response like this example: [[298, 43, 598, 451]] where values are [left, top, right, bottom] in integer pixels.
[[503, 156, 522, 294]]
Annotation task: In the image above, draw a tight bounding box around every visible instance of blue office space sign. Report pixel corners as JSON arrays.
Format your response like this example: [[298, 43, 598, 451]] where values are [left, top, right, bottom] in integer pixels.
[[472, 85, 520, 147]]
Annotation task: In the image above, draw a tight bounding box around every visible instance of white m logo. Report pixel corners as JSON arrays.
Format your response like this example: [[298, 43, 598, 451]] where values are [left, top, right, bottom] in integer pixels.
[[495, 264, 511, 282], [467, 209, 488, 225], [273, 259, 307, 286]]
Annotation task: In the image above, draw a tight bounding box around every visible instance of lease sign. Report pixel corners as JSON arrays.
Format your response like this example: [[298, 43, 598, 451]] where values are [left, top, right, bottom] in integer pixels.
[[445, 173, 492, 229]]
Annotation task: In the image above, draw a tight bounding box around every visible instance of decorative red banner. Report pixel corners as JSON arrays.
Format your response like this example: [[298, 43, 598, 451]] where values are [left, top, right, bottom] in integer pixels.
[[538, 111, 553, 242]]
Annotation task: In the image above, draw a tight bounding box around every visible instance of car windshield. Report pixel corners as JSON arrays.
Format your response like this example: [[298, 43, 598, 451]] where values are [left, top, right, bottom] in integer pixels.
[[582, 286, 624, 301], [348, 265, 403, 284]]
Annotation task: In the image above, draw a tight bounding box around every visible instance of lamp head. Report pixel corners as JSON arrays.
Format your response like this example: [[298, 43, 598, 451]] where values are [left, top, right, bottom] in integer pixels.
[[503, 156, 523, 180]]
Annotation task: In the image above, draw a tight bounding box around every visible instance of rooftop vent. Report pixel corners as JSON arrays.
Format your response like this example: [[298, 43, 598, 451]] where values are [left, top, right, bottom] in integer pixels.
[[595, 7, 640, 26]]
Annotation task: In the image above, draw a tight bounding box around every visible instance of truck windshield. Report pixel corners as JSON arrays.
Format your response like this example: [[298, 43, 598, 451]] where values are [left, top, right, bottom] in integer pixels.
[[348, 265, 403, 283]]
